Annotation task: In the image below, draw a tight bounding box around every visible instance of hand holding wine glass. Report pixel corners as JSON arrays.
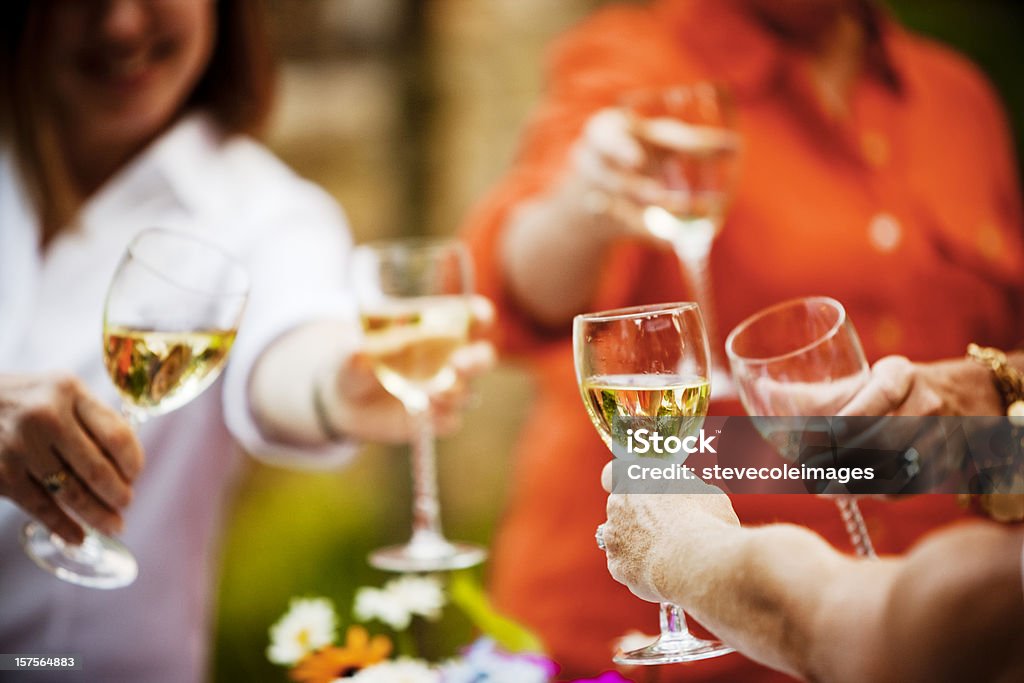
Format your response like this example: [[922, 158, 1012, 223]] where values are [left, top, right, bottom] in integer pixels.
[[575, 302, 733, 665], [351, 238, 488, 573], [318, 297, 495, 444], [593, 84, 740, 384], [20, 228, 250, 589]]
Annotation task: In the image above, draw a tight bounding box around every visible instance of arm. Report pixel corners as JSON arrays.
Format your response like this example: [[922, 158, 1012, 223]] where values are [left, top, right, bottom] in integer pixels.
[[500, 111, 650, 329], [603, 485, 1024, 682], [248, 319, 494, 448]]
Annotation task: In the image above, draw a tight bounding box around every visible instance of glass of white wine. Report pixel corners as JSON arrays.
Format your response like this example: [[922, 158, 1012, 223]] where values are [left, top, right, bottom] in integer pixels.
[[575, 302, 734, 665], [621, 83, 740, 389], [21, 228, 250, 589], [351, 238, 486, 572], [725, 296, 876, 557]]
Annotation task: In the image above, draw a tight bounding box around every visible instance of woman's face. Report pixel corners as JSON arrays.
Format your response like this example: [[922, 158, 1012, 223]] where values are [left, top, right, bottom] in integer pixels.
[[45, 0, 217, 147]]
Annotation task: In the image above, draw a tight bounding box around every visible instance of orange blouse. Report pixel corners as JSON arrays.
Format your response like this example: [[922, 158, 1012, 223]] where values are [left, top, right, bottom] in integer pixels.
[[463, 1, 1024, 680]]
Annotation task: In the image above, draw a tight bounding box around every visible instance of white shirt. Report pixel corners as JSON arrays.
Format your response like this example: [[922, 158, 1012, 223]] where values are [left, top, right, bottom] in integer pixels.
[[0, 114, 356, 682]]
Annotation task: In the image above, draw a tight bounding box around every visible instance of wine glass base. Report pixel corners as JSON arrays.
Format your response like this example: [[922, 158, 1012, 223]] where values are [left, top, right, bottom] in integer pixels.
[[613, 634, 734, 666], [21, 522, 138, 590], [368, 540, 486, 573]]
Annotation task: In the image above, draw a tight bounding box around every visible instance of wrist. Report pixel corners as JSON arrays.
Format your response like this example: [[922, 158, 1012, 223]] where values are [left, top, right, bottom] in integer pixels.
[[965, 344, 1024, 417]]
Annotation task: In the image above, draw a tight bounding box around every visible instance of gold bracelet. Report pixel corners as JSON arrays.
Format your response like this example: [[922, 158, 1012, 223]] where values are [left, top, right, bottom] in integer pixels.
[[966, 343, 1024, 420], [963, 344, 1024, 522]]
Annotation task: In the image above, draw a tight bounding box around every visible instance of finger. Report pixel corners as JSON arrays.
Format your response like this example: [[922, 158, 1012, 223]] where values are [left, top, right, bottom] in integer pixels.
[[335, 351, 383, 401], [451, 342, 496, 378], [601, 461, 614, 493], [431, 386, 471, 416], [21, 421, 132, 513], [890, 386, 944, 416], [429, 408, 463, 437], [839, 356, 914, 417], [73, 391, 144, 482], [55, 423, 134, 510], [27, 458, 124, 536], [574, 144, 654, 198], [467, 296, 495, 341], [582, 108, 643, 168], [12, 475, 85, 545]]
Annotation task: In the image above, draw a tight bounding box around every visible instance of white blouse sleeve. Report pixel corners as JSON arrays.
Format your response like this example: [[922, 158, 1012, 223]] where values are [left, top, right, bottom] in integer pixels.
[[221, 179, 359, 469]]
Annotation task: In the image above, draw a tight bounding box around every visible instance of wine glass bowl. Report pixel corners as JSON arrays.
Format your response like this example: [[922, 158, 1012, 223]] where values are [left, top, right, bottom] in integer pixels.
[[622, 83, 740, 245], [20, 228, 250, 589], [725, 296, 869, 417], [725, 296, 877, 557], [574, 302, 734, 665], [351, 238, 486, 572], [102, 229, 249, 419]]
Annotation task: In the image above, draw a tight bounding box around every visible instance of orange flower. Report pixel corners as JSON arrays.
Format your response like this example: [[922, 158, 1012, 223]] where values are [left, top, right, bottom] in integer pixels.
[[289, 626, 392, 683]]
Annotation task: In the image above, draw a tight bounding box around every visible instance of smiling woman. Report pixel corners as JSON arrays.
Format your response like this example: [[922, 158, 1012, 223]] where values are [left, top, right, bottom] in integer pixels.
[[0, 0, 273, 238]]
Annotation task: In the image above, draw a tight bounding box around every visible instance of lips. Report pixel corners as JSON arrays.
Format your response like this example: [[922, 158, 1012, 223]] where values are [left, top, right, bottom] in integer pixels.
[[77, 42, 174, 91]]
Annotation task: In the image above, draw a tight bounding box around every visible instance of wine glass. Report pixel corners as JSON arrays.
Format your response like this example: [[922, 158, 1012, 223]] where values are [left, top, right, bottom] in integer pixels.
[[725, 296, 876, 557], [574, 302, 734, 665], [21, 227, 250, 588], [351, 238, 486, 572], [620, 83, 740, 390]]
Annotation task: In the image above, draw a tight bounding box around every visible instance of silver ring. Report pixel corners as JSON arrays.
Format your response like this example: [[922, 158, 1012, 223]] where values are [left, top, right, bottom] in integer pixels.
[[42, 471, 68, 495], [595, 523, 607, 551]]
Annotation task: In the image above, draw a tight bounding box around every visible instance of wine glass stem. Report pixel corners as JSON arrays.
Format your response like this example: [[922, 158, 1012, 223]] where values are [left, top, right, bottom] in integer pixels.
[[837, 498, 876, 558], [659, 602, 693, 642], [672, 237, 724, 373], [406, 402, 446, 544]]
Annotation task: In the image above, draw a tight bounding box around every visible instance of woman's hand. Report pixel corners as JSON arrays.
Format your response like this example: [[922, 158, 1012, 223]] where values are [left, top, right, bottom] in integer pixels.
[[0, 374, 143, 544], [839, 355, 1002, 417], [600, 461, 739, 604], [324, 296, 497, 444]]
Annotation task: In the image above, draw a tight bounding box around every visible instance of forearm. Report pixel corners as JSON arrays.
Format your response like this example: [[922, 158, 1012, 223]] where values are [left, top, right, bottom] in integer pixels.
[[248, 320, 358, 447], [657, 516, 859, 680], [500, 176, 625, 328], [660, 513, 1024, 683]]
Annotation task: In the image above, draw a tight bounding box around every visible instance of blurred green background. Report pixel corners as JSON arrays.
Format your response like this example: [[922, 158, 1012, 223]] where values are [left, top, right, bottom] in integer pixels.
[[212, 1, 1024, 679]]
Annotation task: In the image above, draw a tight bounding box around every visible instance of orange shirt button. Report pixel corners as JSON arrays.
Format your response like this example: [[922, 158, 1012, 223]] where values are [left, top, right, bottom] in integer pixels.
[[977, 223, 1005, 262], [860, 130, 890, 168], [874, 316, 904, 351], [868, 213, 902, 253]]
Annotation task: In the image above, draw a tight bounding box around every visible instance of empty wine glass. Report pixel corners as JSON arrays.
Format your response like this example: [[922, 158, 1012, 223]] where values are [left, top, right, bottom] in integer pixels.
[[21, 227, 250, 588], [725, 296, 876, 557]]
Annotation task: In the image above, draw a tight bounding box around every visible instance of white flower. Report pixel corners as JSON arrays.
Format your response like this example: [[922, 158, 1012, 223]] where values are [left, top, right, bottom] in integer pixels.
[[266, 597, 337, 665], [354, 586, 412, 629], [387, 575, 445, 621], [614, 629, 658, 656], [349, 658, 440, 683], [354, 575, 446, 629]]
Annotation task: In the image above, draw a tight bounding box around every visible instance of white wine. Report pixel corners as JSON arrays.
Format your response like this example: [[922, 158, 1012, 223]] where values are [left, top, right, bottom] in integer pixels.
[[581, 374, 711, 450], [634, 117, 738, 243], [360, 296, 471, 403], [103, 326, 236, 415]]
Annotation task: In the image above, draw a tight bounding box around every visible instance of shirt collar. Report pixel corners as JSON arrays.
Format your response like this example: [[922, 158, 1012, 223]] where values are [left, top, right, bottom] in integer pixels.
[[78, 111, 224, 230]]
